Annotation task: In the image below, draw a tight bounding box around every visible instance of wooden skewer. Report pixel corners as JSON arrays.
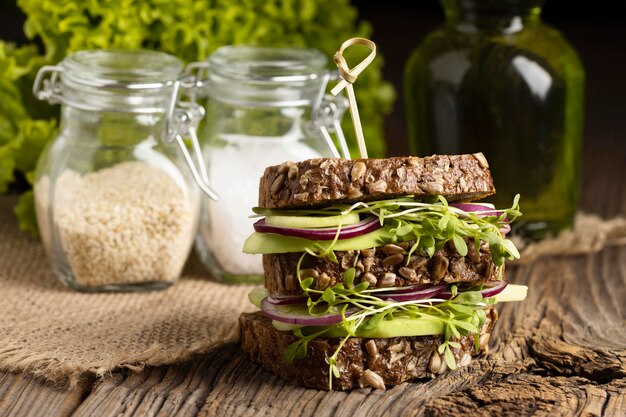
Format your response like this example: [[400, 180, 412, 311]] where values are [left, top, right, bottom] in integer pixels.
[[330, 37, 377, 159]]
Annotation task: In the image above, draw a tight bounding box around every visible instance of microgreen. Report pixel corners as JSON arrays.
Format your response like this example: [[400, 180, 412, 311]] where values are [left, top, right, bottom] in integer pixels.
[[286, 258, 496, 389], [255, 194, 522, 269], [272, 195, 521, 389]]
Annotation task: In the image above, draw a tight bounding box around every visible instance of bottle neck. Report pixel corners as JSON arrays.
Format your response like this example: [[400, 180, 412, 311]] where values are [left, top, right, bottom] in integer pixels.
[[441, 0, 543, 33]]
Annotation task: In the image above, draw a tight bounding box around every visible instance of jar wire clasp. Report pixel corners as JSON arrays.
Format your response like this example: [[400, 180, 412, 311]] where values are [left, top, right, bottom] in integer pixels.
[[186, 60, 350, 161], [33, 63, 219, 201], [309, 71, 351, 160], [164, 76, 219, 201], [33, 65, 64, 103]]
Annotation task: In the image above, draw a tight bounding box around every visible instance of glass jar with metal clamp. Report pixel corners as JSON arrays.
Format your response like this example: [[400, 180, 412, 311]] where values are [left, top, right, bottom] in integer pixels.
[[32, 49, 215, 292], [188, 46, 349, 284]]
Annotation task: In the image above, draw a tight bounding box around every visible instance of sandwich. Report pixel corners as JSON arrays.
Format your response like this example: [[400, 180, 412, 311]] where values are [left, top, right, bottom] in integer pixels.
[[239, 153, 527, 390]]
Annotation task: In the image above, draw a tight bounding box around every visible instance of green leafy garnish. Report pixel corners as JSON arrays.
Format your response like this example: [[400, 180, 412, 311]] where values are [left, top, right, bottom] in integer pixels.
[[258, 194, 522, 269], [272, 196, 521, 389], [3, 0, 396, 235], [285, 260, 497, 389]]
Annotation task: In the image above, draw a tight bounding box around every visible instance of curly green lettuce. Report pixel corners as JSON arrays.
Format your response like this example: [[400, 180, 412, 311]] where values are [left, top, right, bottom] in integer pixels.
[[2, 0, 395, 236], [0, 41, 56, 195]]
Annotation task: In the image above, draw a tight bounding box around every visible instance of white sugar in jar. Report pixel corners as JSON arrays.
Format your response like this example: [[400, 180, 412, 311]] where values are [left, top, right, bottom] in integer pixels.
[[192, 46, 347, 283]]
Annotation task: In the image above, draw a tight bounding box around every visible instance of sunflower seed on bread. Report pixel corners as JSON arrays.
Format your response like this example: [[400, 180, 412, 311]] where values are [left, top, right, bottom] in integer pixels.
[[258, 154, 495, 209]]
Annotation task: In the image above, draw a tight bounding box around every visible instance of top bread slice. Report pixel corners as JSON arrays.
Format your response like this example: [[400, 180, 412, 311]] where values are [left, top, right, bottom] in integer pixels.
[[258, 153, 495, 209]]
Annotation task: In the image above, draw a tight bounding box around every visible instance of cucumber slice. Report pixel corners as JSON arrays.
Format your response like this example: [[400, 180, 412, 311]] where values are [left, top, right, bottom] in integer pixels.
[[272, 320, 302, 331], [265, 212, 361, 229], [242, 226, 395, 254], [494, 284, 528, 302], [304, 315, 445, 338], [355, 316, 445, 338], [248, 287, 268, 308]]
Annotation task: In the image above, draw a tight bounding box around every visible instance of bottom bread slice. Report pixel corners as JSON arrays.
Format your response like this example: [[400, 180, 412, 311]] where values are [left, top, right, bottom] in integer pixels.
[[239, 309, 497, 390]]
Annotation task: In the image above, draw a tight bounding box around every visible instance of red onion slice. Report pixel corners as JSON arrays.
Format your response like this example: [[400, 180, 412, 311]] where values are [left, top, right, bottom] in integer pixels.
[[376, 284, 447, 302], [451, 203, 504, 218], [439, 280, 508, 300], [261, 297, 355, 326], [451, 203, 511, 235], [376, 284, 434, 294], [253, 216, 381, 240], [265, 295, 308, 306]]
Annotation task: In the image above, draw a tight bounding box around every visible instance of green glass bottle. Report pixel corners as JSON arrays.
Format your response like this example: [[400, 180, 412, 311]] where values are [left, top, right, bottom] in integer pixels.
[[404, 0, 584, 239]]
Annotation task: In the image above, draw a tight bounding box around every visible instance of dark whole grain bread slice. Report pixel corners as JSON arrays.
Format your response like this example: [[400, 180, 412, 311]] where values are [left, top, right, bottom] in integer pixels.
[[258, 153, 495, 209], [264, 239, 500, 296], [239, 308, 498, 390]]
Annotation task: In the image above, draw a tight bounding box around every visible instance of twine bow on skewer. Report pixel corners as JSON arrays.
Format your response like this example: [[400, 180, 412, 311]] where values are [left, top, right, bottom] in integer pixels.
[[331, 37, 377, 159]]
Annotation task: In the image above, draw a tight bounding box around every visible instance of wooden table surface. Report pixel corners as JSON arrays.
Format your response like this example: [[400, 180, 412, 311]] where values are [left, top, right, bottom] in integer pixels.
[[1, 136, 625, 416]]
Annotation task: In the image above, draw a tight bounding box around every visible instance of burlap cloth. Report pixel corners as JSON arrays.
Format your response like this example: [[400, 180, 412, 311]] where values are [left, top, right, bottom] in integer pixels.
[[0, 195, 624, 387], [0, 195, 255, 387]]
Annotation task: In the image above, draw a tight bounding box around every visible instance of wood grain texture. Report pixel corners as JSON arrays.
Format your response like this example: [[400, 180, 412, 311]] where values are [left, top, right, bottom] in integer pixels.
[[0, 371, 90, 417], [70, 348, 239, 417]]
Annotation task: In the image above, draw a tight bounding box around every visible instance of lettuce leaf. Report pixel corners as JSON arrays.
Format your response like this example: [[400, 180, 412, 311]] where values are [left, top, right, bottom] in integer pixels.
[[0, 41, 56, 192], [3, 0, 395, 236], [16, 0, 394, 156]]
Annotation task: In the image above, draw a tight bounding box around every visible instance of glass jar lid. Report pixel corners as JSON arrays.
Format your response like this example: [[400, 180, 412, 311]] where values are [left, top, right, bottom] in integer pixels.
[[201, 46, 330, 107], [33, 49, 219, 200], [35, 50, 183, 113], [62, 49, 182, 89]]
